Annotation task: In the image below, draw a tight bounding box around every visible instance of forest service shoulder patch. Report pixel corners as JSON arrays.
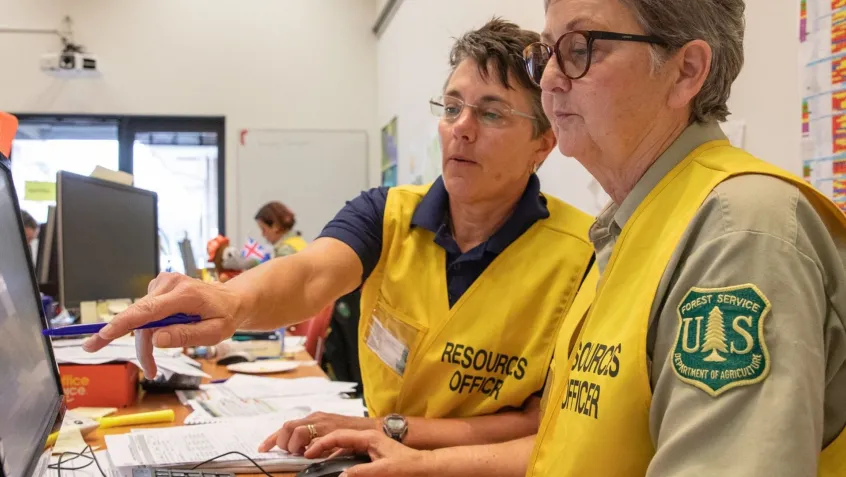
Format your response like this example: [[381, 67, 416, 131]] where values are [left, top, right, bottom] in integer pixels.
[[672, 284, 771, 397]]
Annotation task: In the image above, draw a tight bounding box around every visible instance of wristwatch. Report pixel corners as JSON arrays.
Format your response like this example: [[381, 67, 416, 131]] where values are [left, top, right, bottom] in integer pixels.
[[382, 414, 408, 442]]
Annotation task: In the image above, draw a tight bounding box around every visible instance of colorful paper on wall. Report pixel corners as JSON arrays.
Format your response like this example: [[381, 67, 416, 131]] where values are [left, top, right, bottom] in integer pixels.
[[803, 99, 811, 136], [801, 0, 846, 204], [833, 10, 846, 53], [802, 0, 808, 41]]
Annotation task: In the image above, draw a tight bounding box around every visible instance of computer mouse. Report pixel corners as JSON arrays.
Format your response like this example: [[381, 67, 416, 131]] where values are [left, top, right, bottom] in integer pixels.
[[296, 455, 372, 477], [215, 352, 252, 366]]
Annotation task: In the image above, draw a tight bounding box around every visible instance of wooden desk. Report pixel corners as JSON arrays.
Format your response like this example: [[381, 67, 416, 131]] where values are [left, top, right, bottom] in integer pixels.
[[87, 352, 326, 476]]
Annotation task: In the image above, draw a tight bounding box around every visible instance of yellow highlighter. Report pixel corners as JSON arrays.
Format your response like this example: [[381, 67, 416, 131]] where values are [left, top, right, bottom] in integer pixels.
[[44, 432, 60, 448], [97, 409, 175, 429]]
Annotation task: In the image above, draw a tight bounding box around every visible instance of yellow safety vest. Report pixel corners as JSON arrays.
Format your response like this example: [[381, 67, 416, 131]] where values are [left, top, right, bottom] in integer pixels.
[[282, 234, 308, 253], [527, 140, 846, 477], [359, 183, 595, 419]]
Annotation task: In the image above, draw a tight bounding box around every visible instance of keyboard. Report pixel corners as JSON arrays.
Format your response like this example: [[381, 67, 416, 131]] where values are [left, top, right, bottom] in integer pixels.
[[131, 468, 235, 477]]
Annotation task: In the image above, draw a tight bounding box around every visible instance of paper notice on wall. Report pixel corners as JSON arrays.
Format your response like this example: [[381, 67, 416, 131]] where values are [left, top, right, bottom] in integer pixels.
[[24, 181, 56, 201]]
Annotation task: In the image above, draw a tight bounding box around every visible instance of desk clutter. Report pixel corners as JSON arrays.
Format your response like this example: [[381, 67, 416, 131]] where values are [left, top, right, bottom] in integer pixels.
[[41, 372, 363, 476], [44, 338, 366, 477], [43, 326, 351, 474]]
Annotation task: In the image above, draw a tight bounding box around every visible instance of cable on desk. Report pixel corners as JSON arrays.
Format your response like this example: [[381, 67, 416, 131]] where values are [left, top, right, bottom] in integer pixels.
[[189, 451, 276, 477], [48, 448, 92, 471], [48, 446, 107, 477]]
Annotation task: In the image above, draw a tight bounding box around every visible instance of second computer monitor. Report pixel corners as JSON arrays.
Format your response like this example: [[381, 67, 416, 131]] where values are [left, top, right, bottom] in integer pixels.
[[35, 205, 58, 297], [57, 171, 159, 311]]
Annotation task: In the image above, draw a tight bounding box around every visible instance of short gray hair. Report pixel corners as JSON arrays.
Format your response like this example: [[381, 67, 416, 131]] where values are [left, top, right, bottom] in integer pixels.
[[544, 0, 745, 123], [448, 18, 551, 137]]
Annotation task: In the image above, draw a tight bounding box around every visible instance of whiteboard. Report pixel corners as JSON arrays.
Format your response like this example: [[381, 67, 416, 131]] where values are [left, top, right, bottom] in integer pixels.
[[236, 129, 369, 247]]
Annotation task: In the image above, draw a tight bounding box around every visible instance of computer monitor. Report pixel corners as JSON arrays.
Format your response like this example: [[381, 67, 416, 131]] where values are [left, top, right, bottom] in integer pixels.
[[57, 171, 159, 311], [35, 205, 58, 297], [179, 237, 199, 278], [0, 160, 65, 477]]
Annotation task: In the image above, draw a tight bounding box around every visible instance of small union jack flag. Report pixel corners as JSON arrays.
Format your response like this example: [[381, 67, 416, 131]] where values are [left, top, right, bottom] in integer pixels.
[[241, 238, 271, 263]]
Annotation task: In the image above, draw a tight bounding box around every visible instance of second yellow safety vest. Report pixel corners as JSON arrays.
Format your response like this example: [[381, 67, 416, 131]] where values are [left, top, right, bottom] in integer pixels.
[[282, 234, 307, 253]]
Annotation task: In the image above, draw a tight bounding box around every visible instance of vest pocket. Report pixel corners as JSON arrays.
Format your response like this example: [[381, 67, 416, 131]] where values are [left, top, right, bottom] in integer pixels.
[[362, 301, 428, 377]]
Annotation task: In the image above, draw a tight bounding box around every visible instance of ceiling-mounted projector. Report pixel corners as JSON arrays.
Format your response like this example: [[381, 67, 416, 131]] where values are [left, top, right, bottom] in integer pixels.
[[40, 50, 100, 78]]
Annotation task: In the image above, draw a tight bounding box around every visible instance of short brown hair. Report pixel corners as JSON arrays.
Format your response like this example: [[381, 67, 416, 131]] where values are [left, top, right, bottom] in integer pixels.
[[255, 201, 295, 231], [448, 18, 551, 138]]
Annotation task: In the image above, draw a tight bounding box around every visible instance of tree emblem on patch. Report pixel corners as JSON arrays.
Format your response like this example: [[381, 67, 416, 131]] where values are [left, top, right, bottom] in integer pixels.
[[672, 284, 771, 397]]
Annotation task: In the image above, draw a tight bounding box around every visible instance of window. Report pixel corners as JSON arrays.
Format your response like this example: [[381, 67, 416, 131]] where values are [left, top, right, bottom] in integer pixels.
[[11, 120, 119, 223], [10, 115, 225, 275], [132, 133, 220, 273]]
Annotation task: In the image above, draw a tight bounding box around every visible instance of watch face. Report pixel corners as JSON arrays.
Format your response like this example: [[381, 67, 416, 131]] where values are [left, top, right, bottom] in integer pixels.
[[385, 416, 405, 432]]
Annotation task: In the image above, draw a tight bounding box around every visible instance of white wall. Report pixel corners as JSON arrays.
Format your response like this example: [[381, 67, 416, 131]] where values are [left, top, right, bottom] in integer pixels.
[[0, 0, 379, 239], [376, 0, 801, 214], [728, 0, 800, 174]]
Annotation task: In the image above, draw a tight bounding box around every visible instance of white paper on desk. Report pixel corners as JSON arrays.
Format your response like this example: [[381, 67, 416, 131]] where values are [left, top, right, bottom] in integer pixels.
[[184, 405, 310, 425], [185, 398, 309, 420], [183, 395, 365, 424], [224, 375, 357, 399], [284, 336, 307, 348], [176, 384, 241, 404], [264, 395, 366, 416], [105, 418, 318, 471], [51, 336, 135, 348], [143, 356, 210, 378]]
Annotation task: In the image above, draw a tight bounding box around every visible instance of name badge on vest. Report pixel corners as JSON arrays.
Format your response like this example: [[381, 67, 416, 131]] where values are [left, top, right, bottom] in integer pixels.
[[365, 305, 419, 376]]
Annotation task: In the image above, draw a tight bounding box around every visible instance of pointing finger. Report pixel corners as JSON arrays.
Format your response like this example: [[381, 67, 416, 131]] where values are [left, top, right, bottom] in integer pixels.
[[135, 329, 157, 378]]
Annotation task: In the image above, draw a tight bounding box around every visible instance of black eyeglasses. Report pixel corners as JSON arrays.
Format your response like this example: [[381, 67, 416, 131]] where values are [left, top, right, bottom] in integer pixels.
[[523, 30, 667, 84]]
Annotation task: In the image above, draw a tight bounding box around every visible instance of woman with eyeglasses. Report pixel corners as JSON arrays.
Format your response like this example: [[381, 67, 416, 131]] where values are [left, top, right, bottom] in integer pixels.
[[304, 0, 846, 476], [83, 19, 594, 458]]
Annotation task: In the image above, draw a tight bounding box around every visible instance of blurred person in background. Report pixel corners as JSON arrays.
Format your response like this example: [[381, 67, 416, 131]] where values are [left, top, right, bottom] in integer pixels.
[[255, 201, 307, 258]]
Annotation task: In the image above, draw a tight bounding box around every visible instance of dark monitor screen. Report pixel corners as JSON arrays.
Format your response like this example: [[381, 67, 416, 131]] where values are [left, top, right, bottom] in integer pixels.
[[35, 206, 58, 297], [0, 162, 64, 477], [57, 172, 159, 311]]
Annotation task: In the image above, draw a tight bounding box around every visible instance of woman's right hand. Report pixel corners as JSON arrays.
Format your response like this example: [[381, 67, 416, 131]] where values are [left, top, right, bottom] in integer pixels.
[[82, 272, 247, 377]]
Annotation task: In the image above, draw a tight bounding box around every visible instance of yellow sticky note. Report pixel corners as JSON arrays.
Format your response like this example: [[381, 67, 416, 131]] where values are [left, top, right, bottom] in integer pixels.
[[52, 428, 87, 455], [24, 181, 56, 201]]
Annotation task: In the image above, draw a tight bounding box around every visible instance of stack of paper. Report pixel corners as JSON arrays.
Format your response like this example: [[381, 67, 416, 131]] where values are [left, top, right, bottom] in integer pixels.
[[178, 375, 365, 424], [184, 395, 366, 424], [105, 416, 319, 473], [224, 374, 357, 399], [51, 336, 209, 379]]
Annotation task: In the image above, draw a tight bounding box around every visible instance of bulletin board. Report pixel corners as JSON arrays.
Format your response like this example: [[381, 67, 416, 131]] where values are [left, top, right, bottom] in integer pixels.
[[800, 0, 846, 213], [236, 129, 369, 246]]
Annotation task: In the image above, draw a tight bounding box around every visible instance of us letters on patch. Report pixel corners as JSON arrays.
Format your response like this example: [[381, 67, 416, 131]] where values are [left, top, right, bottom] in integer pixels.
[[672, 284, 771, 397]]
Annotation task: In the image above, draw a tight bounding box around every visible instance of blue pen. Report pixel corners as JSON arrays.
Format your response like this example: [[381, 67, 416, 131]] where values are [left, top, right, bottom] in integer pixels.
[[41, 313, 202, 337]]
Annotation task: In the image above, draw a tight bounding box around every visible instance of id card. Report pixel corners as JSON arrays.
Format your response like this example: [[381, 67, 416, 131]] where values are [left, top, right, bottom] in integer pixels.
[[365, 306, 420, 376]]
